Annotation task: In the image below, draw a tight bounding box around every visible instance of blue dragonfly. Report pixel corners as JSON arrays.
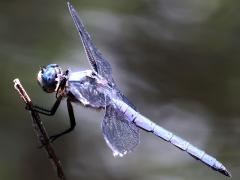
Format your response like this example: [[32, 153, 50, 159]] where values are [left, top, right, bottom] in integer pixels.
[[31, 2, 231, 177]]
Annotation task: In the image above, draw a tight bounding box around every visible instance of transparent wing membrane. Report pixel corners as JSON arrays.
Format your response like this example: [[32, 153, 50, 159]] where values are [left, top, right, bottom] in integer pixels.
[[68, 2, 114, 84], [102, 104, 140, 157]]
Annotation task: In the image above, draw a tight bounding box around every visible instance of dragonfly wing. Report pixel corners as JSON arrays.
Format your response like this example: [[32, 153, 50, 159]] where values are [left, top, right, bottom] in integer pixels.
[[68, 2, 114, 84], [102, 104, 140, 157]]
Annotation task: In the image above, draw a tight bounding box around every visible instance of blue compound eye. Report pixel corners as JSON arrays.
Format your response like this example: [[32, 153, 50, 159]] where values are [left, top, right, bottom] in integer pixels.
[[37, 64, 62, 93]]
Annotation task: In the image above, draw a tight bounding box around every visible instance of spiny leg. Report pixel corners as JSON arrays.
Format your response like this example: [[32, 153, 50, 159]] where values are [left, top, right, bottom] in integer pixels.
[[27, 96, 63, 116], [49, 98, 76, 142]]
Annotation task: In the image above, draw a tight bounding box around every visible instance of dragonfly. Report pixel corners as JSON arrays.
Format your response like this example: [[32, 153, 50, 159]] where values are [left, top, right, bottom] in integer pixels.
[[30, 2, 231, 177]]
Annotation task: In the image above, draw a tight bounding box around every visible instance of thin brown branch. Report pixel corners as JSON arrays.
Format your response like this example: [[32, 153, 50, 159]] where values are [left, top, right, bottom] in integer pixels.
[[13, 78, 67, 180]]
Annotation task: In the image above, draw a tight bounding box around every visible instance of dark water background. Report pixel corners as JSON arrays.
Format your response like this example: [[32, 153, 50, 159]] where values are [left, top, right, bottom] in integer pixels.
[[0, 0, 239, 180]]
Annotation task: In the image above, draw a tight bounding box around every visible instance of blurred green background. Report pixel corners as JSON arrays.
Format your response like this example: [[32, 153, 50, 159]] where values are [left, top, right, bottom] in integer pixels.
[[0, 0, 239, 179]]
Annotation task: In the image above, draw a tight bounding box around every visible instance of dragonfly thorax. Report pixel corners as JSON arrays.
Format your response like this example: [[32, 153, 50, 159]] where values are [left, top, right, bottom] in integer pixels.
[[37, 64, 63, 93], [66, 70, 111, 108]]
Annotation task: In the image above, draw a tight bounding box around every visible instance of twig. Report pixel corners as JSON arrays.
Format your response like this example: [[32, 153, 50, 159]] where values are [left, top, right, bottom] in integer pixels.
[[13, 78, 67, 180]]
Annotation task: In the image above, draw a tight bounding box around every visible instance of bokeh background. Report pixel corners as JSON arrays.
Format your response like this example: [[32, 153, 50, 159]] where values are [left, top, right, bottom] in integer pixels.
[[0, 0, 239, 179]]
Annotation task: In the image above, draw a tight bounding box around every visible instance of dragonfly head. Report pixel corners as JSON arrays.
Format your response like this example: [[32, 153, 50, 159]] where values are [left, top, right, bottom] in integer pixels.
[[37, 64, 62, 93]]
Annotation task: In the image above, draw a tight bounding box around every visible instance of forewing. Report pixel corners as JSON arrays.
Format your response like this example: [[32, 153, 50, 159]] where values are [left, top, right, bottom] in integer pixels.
[[102, 104, 140, 157], [68, 2, 114, 83]]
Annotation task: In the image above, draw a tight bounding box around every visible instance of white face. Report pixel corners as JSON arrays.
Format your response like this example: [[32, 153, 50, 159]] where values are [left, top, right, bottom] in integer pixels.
[[37, 64, 62, 93]]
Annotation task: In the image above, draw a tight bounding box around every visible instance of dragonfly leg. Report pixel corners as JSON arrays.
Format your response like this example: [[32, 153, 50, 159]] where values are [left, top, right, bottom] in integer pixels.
[[27, 96, 63, 116], [49, 98, 76, 142]]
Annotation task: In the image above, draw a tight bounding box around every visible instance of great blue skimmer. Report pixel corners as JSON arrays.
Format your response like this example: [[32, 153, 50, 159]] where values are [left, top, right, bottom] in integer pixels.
[[30, 2, 231, 177]]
